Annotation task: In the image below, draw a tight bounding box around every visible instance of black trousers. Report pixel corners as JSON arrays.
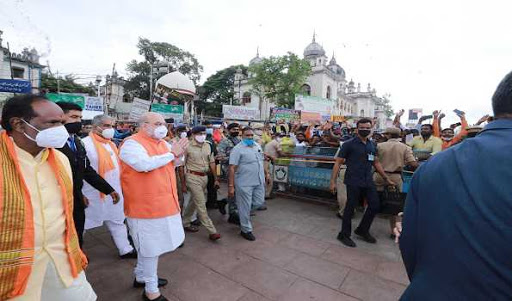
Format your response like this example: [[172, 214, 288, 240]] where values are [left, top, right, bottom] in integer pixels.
[[73, 204, 85, 248], [341, 185, 380, 237], [206, 172, 218, 206]]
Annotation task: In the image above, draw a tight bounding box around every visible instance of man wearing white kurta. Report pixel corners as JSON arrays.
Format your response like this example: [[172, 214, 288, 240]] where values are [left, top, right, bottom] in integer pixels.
[[119, 112, 189, 301], [82, 114, 135, 258]]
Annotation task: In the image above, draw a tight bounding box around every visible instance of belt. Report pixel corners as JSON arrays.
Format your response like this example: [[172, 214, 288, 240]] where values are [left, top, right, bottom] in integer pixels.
[[385, 171, 402, 174], [188, 170, 208, 176]]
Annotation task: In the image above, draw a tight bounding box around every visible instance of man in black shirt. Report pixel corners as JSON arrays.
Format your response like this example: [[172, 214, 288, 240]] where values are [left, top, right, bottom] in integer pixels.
[[330, 118, 394, 247]]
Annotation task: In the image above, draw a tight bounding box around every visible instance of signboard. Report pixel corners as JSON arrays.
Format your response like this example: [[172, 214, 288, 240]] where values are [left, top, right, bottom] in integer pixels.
[[408, 108, 423, 120], [46, 93, 85, 108], [273, 165, 288, 183], [331, 115, 346, 122], [300, 111, 322, 122], [294, 94, 335, 114], [151, 103, 184, 122], [0, 79, 31, 93], [222, 105, 260, 120], [128, 97, 151, 121], [288, 166, 332, 190], [270, 108, 300, 122], [84, 97, 103, 112]]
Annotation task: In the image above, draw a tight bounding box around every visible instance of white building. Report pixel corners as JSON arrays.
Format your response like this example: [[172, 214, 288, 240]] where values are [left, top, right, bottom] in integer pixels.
[[0, 30, 45, 103], [234, 34, 389, 128]]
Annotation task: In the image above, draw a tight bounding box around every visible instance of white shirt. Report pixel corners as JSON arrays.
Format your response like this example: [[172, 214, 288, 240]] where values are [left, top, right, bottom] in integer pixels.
[[119, 139, 175, 172]]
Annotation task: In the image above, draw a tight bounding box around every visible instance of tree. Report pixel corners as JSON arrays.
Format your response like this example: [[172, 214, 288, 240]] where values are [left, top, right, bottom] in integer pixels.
[[248, 52, 311, 108], [40, 73, 96, 95], [196, 65, 248, 117], [377, 95, 394, 117], [125, 37, 203, 99]]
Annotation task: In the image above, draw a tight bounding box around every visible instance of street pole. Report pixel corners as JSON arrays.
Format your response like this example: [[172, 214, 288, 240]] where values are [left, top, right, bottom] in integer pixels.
[[149, 66, 153, 101]]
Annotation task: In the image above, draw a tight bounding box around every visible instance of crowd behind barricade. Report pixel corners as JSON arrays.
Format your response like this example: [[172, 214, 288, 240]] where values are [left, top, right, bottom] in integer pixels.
[[0, 90, 501, 300]]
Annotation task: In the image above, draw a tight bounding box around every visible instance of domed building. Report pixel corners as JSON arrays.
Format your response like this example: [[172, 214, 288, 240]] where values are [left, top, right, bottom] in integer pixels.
[[233, 34, 390, 128]]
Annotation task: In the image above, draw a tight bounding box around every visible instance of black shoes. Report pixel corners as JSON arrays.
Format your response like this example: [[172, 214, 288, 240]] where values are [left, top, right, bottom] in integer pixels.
[[120, 250, 137, 259], [218, 199, 228, 215], [337, 233, 356, 248], [142, 291, 168, 301], [133, 278, 168, 288], [190, 219, 201, 226], [256, 205, 268, 211], [240, 231, 256, 241], [228, 214, 240, 225], [354, 228, 377, 244], [336, 212, 343, 219]]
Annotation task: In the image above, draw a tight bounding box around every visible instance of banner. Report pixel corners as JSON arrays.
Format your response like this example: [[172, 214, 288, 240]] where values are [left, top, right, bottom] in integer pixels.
[[129, 97, 151, 121], [331, 115, 346, 122], [408, 108, 423, 120], [294, 94, 335, 115], [0, 79, 31, 93], [151, 103, 184, 122], [222, 105, 259, 120], [84, 97, 103, 112], [270, 108, 300, 122], [300, 111, 322, 122], [46, 93, 85, 108]]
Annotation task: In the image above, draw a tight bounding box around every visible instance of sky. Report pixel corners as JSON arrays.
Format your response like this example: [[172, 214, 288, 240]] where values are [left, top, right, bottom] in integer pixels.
[[1, 0, 511, 124]]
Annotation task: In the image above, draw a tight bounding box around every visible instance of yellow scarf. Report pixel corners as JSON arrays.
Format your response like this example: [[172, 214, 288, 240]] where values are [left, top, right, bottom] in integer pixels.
[[89, 132, 119, 199], [0, 131, 86, 300]]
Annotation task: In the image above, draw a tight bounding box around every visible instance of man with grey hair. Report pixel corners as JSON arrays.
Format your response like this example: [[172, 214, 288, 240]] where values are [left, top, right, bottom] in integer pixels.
[[82, 114, 136, 259]]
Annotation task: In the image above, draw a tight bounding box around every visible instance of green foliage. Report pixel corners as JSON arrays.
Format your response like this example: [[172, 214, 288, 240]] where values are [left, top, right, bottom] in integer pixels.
[[377, 96, 394, 117], [125, 37, 203, 99], [40, 73, 96, 95], [196, 65, 248, 117], [248, 52, 311, 108]]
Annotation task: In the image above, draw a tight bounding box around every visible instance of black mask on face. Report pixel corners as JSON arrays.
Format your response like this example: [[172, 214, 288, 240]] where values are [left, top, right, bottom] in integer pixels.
[[358, 129, 371, 138], [230, 131, 239, 137], [65, 122, 82, 134]]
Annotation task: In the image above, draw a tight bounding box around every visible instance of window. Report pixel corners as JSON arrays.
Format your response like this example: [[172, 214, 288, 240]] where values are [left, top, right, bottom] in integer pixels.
[[301, 84, 311, 96], [242, 92, 251, 104], [360, 109, 365, 117], [326, 86, 331, 99], [12, 67, 24, 79]]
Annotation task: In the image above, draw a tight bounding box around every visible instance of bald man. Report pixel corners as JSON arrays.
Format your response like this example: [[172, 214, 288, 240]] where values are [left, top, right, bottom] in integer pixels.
[[119, 112, 189, 301]]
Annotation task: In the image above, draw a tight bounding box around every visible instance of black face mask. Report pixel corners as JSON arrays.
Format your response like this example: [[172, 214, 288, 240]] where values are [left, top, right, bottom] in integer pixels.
[[64, 122, 82, 134], [358, 129, 371, 138], [230, 131, 239, 137]]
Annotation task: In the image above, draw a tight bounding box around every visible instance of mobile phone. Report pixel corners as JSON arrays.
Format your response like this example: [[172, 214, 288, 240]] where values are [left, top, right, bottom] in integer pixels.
[[422, 115, 433, 120], [453, 109, 465, 116]]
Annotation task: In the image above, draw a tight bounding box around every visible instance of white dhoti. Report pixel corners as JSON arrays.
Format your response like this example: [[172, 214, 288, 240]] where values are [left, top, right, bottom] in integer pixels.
[[127, 213, 185, 293], [82, 137, 133, 256]]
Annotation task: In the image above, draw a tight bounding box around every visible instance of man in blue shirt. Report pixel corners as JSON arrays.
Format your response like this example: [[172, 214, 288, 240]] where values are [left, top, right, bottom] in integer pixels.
[[330, 118, 395, 247], [398, 71, 512, 300]]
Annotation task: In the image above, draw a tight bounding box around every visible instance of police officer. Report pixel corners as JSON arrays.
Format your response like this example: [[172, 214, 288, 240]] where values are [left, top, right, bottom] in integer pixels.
[[204, 121, 219, 209], [180, 126, 221, 241], [217, 123, 241, 224]]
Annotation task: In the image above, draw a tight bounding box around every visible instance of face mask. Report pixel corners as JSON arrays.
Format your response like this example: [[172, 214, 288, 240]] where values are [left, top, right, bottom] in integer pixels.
[[358, 129, 371, 138], [23, 120, 69, 148], [153, 125, 168, 139], [206, 128, 214, 135], [64, 121, 82, 134], [230, 131, 239, 137], [180, 132, 188, 139], [442, 136, 453, 142], [195, 134, 206, 143], [101, 128, 115, 139], [243, 138, 254, 146]]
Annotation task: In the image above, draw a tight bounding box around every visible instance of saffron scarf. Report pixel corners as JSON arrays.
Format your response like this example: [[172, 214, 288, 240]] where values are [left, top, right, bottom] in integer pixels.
[[89, 132, 119, 199], [0, 131, 86, 300]]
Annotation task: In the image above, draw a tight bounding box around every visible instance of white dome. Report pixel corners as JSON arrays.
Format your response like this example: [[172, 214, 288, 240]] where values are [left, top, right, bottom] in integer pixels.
[[156, 71, 196, 95], [249, 55, 263, 65], [304, 34, 325, 58]]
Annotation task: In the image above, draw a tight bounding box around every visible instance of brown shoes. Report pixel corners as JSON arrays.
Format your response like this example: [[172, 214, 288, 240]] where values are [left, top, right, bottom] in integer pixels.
[[209, 233, 221, 241], [184, 226, 199, 233]]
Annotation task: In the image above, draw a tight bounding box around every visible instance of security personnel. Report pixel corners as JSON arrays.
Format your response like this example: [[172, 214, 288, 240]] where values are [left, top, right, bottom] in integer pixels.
[[204, 120, 219, 209], [217, 123, 241, 224], [56, 102, 119, 248], [180, 126, 221, 241], [374, 127, 418, 238]]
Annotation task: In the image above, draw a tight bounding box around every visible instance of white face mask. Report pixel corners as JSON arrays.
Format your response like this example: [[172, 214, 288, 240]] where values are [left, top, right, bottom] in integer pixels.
[[195, 134, 207, 143], [153, 125, 168, 140], [23, 120, 69, 148], [101, 128, 115, 139], [180, 132, 188, 139]]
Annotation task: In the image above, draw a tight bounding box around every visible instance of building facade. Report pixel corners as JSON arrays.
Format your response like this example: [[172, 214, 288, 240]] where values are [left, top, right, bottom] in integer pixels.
[[234, 34, 389, 128]]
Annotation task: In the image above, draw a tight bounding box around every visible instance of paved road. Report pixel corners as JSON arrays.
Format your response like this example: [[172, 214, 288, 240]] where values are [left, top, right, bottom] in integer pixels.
[[84, 190, 408, 301]]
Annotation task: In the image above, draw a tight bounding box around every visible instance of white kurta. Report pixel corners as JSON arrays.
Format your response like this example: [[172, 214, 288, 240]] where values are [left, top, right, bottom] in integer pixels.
[[82, 137, 125, 229], [119, 139, 185, 257]]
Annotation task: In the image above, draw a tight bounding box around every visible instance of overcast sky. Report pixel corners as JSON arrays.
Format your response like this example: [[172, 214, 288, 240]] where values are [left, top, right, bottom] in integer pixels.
[[1, 0, 511, 124]]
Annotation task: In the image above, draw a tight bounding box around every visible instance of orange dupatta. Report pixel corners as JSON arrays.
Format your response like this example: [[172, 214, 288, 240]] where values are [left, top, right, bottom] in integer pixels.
[[89, 132, 119, 199]]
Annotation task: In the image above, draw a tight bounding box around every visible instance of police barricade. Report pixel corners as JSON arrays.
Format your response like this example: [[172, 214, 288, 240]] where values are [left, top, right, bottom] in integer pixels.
[[272, 146, 339, 203]]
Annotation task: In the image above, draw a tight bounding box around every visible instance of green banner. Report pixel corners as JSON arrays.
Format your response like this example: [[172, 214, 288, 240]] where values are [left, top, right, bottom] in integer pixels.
[[46, 93, 85, 108], [150, 103, 184, 114]]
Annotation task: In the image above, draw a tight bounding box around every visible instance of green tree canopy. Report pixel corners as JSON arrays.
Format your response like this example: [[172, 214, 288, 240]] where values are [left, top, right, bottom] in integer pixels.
[[125, 37, 203, 99], [196, 65, 248, 117], [40, 73, 96, 95], [248, 52, 311, 108], [377, 95, 394, 117]]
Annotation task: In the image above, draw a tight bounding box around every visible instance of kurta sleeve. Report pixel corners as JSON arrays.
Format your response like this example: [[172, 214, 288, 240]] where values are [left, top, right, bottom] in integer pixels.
[[120, 139, 175, 172]]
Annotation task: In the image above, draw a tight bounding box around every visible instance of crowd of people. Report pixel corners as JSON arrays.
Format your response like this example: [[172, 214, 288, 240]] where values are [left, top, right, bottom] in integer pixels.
[[0, 70, 510, 300]]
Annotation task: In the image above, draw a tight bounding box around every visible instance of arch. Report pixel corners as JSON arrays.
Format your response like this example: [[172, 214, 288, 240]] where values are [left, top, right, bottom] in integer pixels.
[[360, 109, 365, 117], [326, 86, 331, 99], [301, 84, 311, 96], [242, 92, 251, 104]]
